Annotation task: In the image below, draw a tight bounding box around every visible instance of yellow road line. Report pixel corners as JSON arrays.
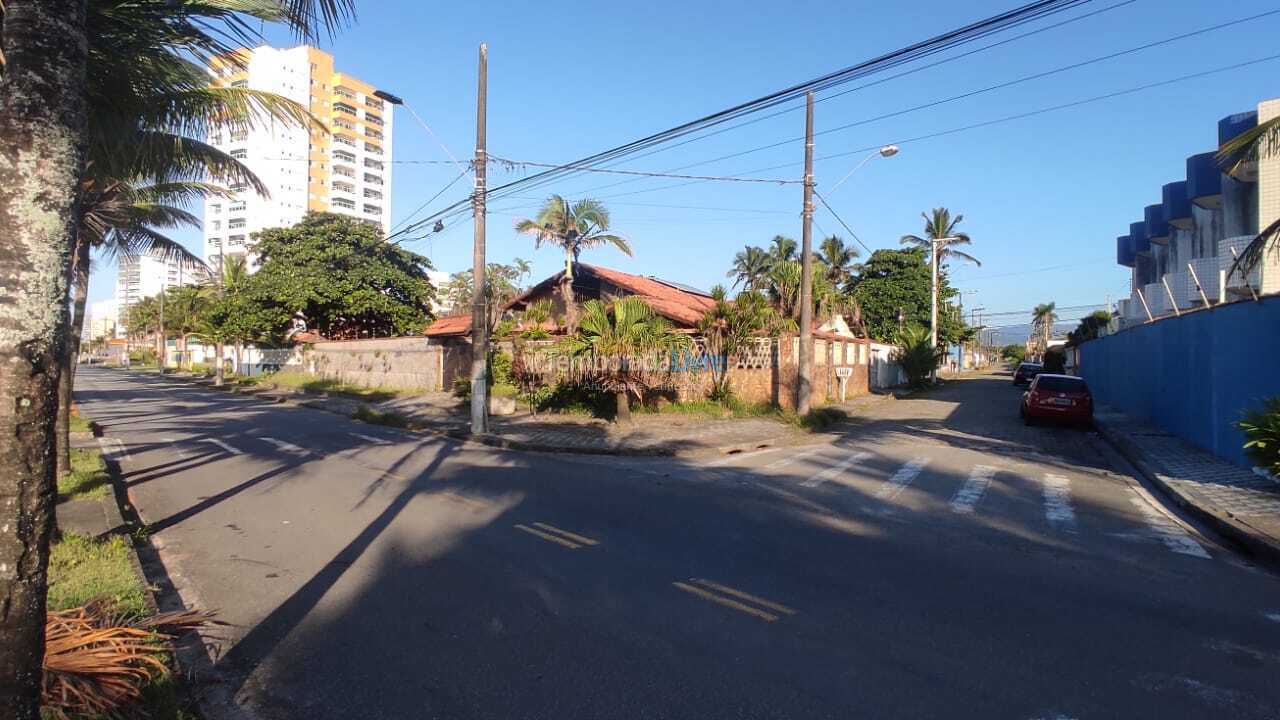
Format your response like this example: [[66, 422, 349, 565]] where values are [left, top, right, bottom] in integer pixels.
[[672, 581, 779, 622], [514, 524, 581, 549], [532, 522, 599, 546], [689, 578, 796, 616]]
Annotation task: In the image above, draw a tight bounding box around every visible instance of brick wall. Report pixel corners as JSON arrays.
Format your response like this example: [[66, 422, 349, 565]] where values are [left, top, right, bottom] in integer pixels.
[[306, 337, 444, 391]]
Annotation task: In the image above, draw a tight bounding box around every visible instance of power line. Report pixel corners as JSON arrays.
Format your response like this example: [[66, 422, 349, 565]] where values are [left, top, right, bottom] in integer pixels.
[[812, 190, 872, 255], [389, 168, 469, 235], [488, 155, 800, 185]]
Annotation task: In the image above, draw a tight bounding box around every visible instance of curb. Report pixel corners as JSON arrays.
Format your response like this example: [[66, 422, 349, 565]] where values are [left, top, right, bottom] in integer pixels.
[[1094, 418, 1280, 573]]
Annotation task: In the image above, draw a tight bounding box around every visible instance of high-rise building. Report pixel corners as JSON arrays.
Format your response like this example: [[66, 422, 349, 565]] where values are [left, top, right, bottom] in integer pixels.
[[203, 46, 394, 269], [114, 251, 202, 330]]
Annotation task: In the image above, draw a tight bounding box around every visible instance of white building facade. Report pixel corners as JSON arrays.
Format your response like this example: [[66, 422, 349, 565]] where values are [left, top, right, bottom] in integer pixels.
[[115, 251, 203, 330], [203, 45, 394, 270]]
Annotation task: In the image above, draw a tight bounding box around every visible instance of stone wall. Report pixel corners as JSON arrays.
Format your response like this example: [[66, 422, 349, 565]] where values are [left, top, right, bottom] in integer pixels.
[[306, 337, 444, 391]]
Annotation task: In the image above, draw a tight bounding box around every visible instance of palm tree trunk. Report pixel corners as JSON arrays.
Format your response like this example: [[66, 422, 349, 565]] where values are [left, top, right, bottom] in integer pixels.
[[214, 341, 225, 386], [561, 249, 578, 331], [0, 2, 90, 717], [614, 390, 631, 422], [56, 238, 92, 478]]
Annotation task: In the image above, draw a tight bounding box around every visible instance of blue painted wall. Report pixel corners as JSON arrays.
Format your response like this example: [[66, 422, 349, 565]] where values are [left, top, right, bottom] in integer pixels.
[[1080, 296, 1280, 467]]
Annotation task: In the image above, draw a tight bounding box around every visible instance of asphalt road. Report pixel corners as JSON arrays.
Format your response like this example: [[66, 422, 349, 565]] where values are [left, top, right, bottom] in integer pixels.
[[76, 366, 1280, 720]]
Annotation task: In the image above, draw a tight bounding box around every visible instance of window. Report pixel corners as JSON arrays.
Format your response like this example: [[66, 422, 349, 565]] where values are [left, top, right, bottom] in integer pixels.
[[1033, 376, 1088, 393], [334, 134, 355, 147], [335, 86, 355, 99], [363, 173, 383, 185], [364, 142, 382, 155], [364, 158, 383, 170], [228, 218, 246, 229], [363, 188, 382, 200], [365, 127, 383, 140], [231, 79, 247, 88], [332, 197, 355, 210], [363, 203, 381, 215], [334, 166, 355, 178], [231, 149, 247, 159], [332, 180, 354, 194], [365, 113, 383, 127], [334, 117, 355, 130], [210, 220, 221, 231], [365, 97, 384, 111], [229, 201, 246, 212], [333, 102, 357, 116], [208, 238, 221, 247], [210, 203, 222, 214], [333, 149, 356, 163], [228, 234, 246, 246]]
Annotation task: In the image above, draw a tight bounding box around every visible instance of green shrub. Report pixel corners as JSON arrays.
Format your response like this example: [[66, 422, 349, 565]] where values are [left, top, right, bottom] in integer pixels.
[[353, 406, 410, 429], [491, 383, 518, 399], [1238, 397, 1280, 477], [892, 325, 944, 387], [452, 376, 472, 399], [129, 348, 156, 366], [488, 350, 515, 387], [799, 406, 849, 431], [1000, 344, 1026, 364]]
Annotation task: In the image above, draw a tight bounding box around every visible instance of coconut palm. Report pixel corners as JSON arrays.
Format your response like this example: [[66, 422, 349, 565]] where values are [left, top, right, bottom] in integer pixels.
[[515, 195, 632, 329], [0, 2, 355, 711], [697, 286, 793, 400], [560, 297, 690, 422], [726, 245, 772, 291], [768, 234, 798, 264], [901, 207, 979, 343], [817, 235, 860, 287], [1031, 302, 1058, 358]]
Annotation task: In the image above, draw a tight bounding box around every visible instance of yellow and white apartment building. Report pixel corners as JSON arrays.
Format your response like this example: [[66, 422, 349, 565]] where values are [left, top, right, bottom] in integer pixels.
[[204, 46, 393, 268]]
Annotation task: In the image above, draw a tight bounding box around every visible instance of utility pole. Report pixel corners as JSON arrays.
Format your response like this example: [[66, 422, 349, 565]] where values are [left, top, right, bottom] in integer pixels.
[[469, 43, 489, 434], [797, 91, 815, 415], [929, 238, 939, 380], [157, 285, 165, 375]]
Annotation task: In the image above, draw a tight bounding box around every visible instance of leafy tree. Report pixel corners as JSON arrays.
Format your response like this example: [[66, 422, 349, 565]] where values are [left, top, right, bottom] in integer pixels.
[[560, 297, 690, 422], [848, 248, 965, 343], [1067, 310, 1112, 346], [697, 286, 794, 400], [515, 195, 630, 329], [817, 235, 860, 287], [1001, 344, 1027, 364], [1042, 347, 1067, 374], [250, 213, 436, 339], [441, 258, 532, 332]]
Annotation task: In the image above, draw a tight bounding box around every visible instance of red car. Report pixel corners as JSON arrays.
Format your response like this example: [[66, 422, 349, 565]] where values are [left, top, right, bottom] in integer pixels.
[[1020, 374, 1093, 426]]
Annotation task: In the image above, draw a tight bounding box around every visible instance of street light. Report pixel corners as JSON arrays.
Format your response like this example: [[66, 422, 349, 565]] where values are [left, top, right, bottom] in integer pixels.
[[828, 145, 900, 196]]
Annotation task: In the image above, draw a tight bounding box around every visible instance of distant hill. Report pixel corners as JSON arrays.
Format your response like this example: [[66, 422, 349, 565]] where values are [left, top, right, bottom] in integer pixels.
[[989, 322, 1075, 347]]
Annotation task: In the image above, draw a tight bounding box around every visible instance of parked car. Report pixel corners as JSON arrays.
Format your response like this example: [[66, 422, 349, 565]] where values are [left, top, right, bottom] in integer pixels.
[[1012, 362, 1043, 386], [1020, 374, 1093, 426]]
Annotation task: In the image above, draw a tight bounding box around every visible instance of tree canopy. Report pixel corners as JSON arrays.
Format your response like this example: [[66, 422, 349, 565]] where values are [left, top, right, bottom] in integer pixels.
[[848, 247, 964, 344], [250, 213, 436, 339]]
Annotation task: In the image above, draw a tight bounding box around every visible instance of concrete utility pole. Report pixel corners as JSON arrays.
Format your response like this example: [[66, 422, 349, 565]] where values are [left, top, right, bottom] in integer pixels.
[[469, 43, 489, 434], [157, 285, 165, 375], [797, 92, 815, 415]]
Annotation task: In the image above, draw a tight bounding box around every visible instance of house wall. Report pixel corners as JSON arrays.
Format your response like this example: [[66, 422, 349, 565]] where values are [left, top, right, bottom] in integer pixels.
[[305, 337, 444, 391], [1079, 295, 1280, 467]]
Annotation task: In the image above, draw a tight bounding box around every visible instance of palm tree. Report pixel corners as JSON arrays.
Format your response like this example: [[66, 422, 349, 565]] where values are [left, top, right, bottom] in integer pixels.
[[0, 2, 355, 712], [727, 245, 772, 291], [560, 297, 690, 422], [817, 235, 860, 288], [197, 254, 250, 385], [697, 286, 793, 400], [1031, 302, 1058, 358], [901, 207, 979, 346], [514, 195, 631, 330], [768, 234, 798, 264]]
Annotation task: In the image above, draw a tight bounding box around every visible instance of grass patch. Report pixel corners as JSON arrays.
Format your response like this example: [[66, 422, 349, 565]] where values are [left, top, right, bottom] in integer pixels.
[[69, 408, 93, 434], [59, 448, 111, 502], [636, 397, 783, 420], [255, 369, 417, 402], [47, 532, 147, 617], [353, 406, 410, 429]]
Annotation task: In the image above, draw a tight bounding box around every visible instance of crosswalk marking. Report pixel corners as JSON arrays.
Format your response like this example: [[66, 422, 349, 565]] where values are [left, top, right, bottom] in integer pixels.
[[951, 465, 997, 514], [875, 458, 930, 501], [262, 437, 309, 456], [1127, 496, 1210, 558], [765, 446, 826, 471], [1042, 474, 1077, 530], [801, 451, 872, 487], [201, 438, 243, 455], [350, 432, 391, 445]]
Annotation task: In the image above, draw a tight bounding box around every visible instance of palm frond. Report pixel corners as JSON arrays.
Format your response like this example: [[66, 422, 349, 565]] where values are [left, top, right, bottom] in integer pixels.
[[1217, 115, 1280, 174]]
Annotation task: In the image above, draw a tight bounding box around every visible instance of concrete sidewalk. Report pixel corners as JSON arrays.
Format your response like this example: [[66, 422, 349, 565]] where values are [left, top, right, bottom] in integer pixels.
[[1095, 408, 1280, 568]]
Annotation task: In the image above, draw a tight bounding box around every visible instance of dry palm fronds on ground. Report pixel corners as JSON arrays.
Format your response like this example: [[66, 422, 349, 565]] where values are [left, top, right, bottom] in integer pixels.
[[42, 599, 217, 719]]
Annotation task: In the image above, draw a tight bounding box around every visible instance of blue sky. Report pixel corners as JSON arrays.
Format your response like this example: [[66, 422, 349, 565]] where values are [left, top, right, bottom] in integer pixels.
[[90, 0, 1280, 330]]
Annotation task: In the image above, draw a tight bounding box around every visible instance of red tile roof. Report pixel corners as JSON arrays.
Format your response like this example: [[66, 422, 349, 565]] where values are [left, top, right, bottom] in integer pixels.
[[572, 264, 716, 327], [424, 314, 473, 337]]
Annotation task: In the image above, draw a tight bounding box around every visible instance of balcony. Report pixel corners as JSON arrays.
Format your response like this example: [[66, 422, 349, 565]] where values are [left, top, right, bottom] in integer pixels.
[[332, 181, 355, 194], [1142, 282, 1165, 317], [1220, 235, 1262, 297], [1218, 111, 1258, 182], [1162, 181, 1192, 230], [334, 134, 356, 147], [365, 113, 383, 127], [1130, 221, 1150, 255], [1116, 235, 1134, 267], [1185, 256, 1220, 304], [1145, 204, 1169, 245], [1186, 152, 1222, 209], [334, 102, 358, 116]]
